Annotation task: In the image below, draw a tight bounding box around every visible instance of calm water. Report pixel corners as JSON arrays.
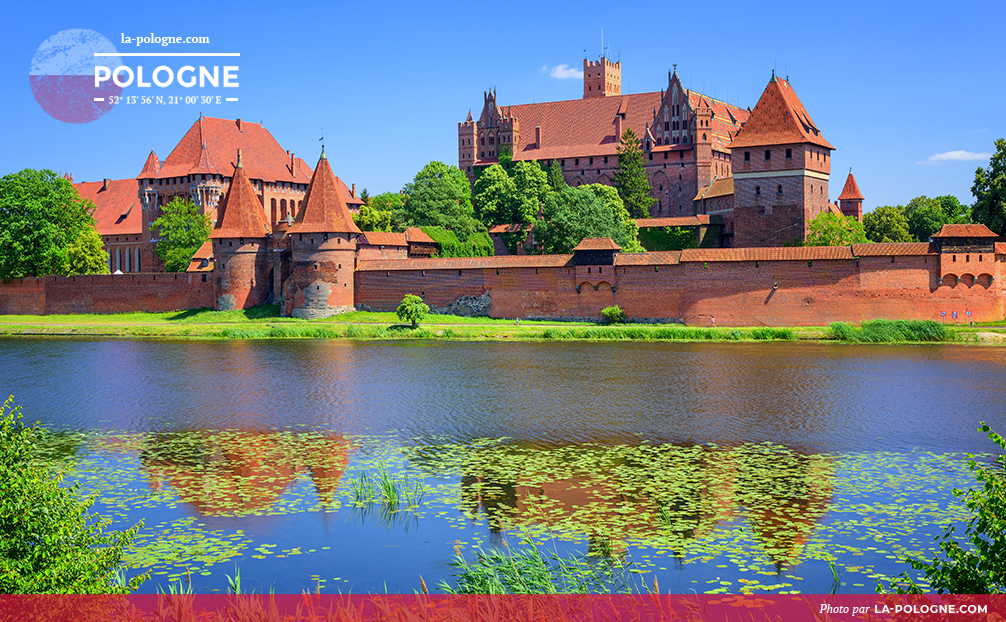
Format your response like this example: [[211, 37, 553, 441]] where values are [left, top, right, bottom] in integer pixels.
[[3, 338, 1005, 594]]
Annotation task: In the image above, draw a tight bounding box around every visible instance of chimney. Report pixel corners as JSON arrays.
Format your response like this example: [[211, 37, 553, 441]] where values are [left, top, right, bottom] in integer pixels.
[[102, 178, 110, 191], [290, 152, 295, 176], [615, 116, 622, 141], [236, 118, 243, 132], [351, 183, 356, 198], [535, 126, 542, 147]]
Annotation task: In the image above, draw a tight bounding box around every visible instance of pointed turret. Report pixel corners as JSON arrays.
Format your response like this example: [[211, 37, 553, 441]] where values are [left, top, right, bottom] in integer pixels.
[[729, 76, 834, 150], [288, 149, 362, 235], [137, 149, 160, 179], [192, 142, 221, 176], [838, 169, 864, 221], [210, 150, 271, 239]]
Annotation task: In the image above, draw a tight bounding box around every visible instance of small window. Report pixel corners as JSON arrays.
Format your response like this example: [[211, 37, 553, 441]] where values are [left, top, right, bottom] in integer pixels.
[[744, 151, 750, 162], [785, 148, 792, 159], [765, 150, 771, 161], [755, 185, 761, 195], [777, 184, 783, 194]]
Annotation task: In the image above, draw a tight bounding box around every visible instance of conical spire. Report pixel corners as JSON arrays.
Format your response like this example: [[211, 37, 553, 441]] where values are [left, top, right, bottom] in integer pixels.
[[728, 76, 834, 150], [288, 149, 361, 235], [838, 169, 863, 201], [137, 148, 160, 179], [210, 153, 271, 239]]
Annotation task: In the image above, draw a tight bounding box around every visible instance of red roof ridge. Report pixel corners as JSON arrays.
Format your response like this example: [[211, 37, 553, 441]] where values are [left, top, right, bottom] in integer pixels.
[[573, 237, 621, 251], [405, 227, 436, 244], [209, 151, 272, 239], [933, 223, 998, 238], [287, 149, 362, 235], [838, 170, 863, 201]]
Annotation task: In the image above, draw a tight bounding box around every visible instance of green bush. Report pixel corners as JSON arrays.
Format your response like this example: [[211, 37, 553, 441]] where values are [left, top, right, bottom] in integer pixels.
[[397, 294, 430, 328], [882, 422, 1006, 593], [830, 319, 950, 343], [0, 398, 145, 593], [751, 328, 794, 340], [600, 305, 627, 324], [420, 226, 494, 258]]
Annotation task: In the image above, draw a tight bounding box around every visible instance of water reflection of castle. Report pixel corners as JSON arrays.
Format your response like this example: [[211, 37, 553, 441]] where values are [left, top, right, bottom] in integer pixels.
[[458, 443, 834, 569], [130, 430, 350, 516]]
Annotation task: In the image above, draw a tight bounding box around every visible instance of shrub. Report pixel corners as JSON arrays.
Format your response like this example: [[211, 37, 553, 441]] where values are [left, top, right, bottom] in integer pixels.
[[600, 305, 627, 324], [882, 422, 1006, 593], [0, 398, 145, 593], [397, 294, 430, 328], [830, 320, 950, 343], [751, 328, 794, 340]]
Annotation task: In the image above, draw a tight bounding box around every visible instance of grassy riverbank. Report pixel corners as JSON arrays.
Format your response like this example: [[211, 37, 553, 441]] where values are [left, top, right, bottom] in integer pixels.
[[0, 306, 1000, 343]]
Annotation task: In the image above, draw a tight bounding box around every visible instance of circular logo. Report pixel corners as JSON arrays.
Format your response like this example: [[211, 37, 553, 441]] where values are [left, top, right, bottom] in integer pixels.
[[29, 29, 123, 124]]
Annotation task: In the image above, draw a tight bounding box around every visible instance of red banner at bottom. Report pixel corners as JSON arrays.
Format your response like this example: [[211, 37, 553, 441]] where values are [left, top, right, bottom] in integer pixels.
[[0, 594, 1001, 622]]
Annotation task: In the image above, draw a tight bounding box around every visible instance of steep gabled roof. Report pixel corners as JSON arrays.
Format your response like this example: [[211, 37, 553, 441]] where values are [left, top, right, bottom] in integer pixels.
[[729, 77, 834, 150], [137, 149, 160, 179], [693, 177, 734, 202], [933, 223, 998, 238], [209, 153, 271, 239], [75, 179, 142, 236], [191, 142, 221, 176], [838, 171, 863, 201], [158, 117, 313, 183], [287, 150, 361, 235]]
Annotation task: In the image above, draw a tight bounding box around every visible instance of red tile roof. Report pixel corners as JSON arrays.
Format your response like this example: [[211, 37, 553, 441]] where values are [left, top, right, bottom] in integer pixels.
[[488, 223, 533, 234], [209, 155, 272, 239], [137, 149, 160, 179], [729, 77, 834, 150], [686, 93, 750, 151], [405, 227, 436, 244], [635, 215, 712, 228], [933, 223, 998, 238], [483, 91, 748, 163], [680, 246, 854, 262], [287, 151, 361, 235], [838, 171, 863, 201], [852, 243, 936, 256], [191, 142, 222, 176], [693, 178, 734, 202], [573, 237, 621, 251], [156, 117, 313, 184], [615, 251, 681, 266], [185, 240, 214, 272], [361, 231, 407, 246], [75, 179, 142, 236], [357, 254, 573, 272], [996, 242, 1006, 255]]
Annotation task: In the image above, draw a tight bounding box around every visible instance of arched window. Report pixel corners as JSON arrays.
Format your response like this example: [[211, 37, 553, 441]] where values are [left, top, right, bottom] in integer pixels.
[[755, 185, 761, 195], [777, 184, 783, 194], [271, 198, 277, 223], [280, 199, 287, 220]]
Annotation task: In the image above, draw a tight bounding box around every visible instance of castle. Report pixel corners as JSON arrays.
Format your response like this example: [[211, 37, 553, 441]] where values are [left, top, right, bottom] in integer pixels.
[[460, 59, 864, 248]]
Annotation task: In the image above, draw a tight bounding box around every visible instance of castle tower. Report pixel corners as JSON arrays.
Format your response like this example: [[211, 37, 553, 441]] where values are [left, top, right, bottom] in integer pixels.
[[838, 169, 864, 221], [136, 149, 161, 271], [281, 147, 362, 319], [458, 109, 477, 181], [694, 98, 715, 193], [729, 74, 835, 247], [583, 56, 621, 99], [209, 149, 274, 310]]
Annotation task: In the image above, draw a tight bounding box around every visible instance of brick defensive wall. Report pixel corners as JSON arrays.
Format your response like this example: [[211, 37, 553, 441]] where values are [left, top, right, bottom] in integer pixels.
[[0, 273, 214, 316]]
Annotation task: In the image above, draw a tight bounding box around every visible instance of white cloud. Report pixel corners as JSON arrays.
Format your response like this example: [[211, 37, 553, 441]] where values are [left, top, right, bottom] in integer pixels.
[[920, 150, 992, 165], [540, 64, 548, 74], [549, 64, 583, 80]]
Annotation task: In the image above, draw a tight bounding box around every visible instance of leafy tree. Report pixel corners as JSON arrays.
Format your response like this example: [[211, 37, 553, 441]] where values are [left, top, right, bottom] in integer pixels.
[[352, 205, 392, 232], [394, 161, 483, 239], [936, 195, 969, 223], [907, 201, 949, 242], [149, 197, 211, 273], [498, 144, 513, 171], [547, 160, 567, 192], [359, 187, 370, 204], [532, 186, 620, 255], [0, 398, 145, 593], [396, 294, 429, 328], [473, 164, 516, 226], [601, 305, 627, 324], [0, 169, 102, 278], [804, 211, 868, 246], [582, 184, 644, 252], [971, 138, 1006, 235], [369, 191, 404, 214], [511, 161, 549, 226], [883, 422, 1006, 593], [613, 129, 655, 219], [64, 228, 110, 276], [863, 205, 913, 243]]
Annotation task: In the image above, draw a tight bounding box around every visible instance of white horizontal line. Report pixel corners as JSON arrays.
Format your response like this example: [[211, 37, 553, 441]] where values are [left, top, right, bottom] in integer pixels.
[[225, 98, 238, 102], [93, 52, 240, 57], [93, 97, 105, 102]]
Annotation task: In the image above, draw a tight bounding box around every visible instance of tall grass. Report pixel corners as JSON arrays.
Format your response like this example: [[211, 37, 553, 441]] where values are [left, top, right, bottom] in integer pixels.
[[351, 464, 425, 511], [829, 319, 952, 343], [538, 326, 793, 341], [439, 538, 637, 594]]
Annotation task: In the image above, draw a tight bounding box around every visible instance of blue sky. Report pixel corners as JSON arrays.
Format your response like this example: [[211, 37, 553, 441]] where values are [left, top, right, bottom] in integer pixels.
[[2, 0, 1003, 212]]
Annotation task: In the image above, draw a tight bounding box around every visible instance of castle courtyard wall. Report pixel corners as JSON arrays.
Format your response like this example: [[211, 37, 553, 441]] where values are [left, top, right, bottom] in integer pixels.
[[0, 273, 214, 315]]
